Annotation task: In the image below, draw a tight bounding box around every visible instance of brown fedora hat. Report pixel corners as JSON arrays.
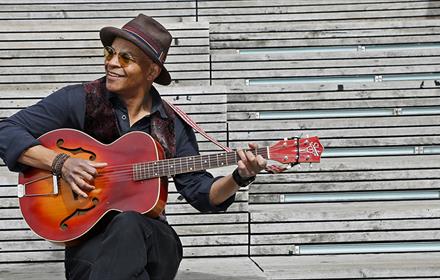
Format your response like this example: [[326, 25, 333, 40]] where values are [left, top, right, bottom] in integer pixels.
[[100, 14, 172, 85]]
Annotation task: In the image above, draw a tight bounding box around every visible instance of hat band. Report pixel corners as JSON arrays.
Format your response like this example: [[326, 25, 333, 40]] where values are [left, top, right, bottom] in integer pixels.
[[122, 26, 164, 63]]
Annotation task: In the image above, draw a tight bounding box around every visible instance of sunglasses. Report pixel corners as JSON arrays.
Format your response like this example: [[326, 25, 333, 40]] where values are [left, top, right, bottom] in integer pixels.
[[103, 46, 136, 67]]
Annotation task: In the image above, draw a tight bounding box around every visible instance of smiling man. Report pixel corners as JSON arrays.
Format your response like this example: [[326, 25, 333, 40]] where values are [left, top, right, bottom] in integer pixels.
[[0, 14, 266, 280]]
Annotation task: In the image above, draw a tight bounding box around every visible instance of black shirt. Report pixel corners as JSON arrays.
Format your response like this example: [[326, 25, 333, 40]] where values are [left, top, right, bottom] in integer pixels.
[[0, 83, 234, 212]]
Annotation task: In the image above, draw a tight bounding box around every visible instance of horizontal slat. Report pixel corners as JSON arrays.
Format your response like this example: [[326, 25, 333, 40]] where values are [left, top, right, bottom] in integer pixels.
[[250, 200, 440, 222], [0, 205, 248, 220], [251, 169, 440, 185], [0, 258, 267, 280], [211, 18, 440, 33], [182, 245, 248, 257], [227, 88, 440, 103], [250, 180, 440, 194], [253, 253, 440, 279], [1, 80, 435, 98], [202, 10, 438, 24], [0, 37, 208, 50], [214, 49, 440, 63], [251, 218, 440, 234], [0, 245, 248, 262], [0, 234, 247, 251], [227, 98, 440, 112], [0, 212, 249, 236], [200, 1, 436, 14], [0, 74, 209, 86], [0, 48, 209, 60], [0, 251, 64, 263], [0, 190, 248, 208], [0, 55, 209, 67], [0, 11, 196, 21], [0, 19, 207, 32], [251, 230, 440, 246], [228, 115, 440, 129], [0, 2, 195, 12], [229, 126, 440, 142], [0, 200, 248, 214]]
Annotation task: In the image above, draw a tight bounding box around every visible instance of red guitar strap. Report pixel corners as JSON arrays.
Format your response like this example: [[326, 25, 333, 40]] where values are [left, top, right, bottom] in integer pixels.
[[163, 99, 233, 153], [164, 100, 290, 174]]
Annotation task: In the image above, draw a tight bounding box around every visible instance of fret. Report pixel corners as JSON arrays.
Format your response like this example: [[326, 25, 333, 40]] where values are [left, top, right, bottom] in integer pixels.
[[139, 163, 143, 180], [169, 159, 175, 177], [139, 163, 142, 180], [134, 146, 273, 181], [162, 160, 167, 177], [200, 155, 205, 170], [153, 161, 158, 177], [228, 152, 236, 166], [188, 156, 194, 172], [133, 164, 137, 181]]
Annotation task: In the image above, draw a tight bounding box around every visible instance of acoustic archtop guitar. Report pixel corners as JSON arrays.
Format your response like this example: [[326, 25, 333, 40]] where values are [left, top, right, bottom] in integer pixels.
[[18, 128, 323, 244]]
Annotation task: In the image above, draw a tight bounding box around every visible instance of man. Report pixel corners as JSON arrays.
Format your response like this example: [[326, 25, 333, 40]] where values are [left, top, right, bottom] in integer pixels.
[[0, 14, 266, 279]]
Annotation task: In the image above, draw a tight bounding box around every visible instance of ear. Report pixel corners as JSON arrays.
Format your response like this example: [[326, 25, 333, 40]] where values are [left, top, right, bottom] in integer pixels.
[[146, 64, 161, 82]]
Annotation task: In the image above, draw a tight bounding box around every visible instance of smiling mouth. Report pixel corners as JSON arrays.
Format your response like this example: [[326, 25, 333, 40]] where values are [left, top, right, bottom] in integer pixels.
[[107, 71, 125, 78]]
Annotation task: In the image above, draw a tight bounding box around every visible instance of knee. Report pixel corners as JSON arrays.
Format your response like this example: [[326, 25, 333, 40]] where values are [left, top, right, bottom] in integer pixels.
[[106, 211, 151, 235]]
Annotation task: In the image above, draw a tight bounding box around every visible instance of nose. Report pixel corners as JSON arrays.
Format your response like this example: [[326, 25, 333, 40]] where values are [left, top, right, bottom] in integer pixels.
[[106, 53, 121, 68]]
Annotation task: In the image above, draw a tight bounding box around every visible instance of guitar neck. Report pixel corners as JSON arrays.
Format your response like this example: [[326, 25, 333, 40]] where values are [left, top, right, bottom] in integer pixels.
[[133, 147, 269, 180]]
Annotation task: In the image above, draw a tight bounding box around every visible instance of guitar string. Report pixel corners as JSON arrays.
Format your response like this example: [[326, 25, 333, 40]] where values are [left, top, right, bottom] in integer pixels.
[[93, 153, 244, 184], [94, 143, 307, 181], [90, 146, 304, 185], [98, 147, 267, 172], [24, 152, 244, 186], [97, 147, 269, 175], [99, 147, 270, 175], [89, 147, 274, 184], [26, 144, 303, 185], [98, 152, 240, 174]]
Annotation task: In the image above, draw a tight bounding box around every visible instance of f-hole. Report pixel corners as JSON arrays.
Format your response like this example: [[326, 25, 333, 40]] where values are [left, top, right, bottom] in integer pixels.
[[56, 138, 96, 161], [59, 197, 99, 231]]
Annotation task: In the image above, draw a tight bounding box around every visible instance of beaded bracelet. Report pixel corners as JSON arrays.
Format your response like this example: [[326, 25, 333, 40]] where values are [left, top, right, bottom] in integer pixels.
[[51, 153, 70, 177]]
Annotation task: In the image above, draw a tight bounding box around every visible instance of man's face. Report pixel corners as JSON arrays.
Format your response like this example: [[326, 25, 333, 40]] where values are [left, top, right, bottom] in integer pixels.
[[104, 37, 158, 95]]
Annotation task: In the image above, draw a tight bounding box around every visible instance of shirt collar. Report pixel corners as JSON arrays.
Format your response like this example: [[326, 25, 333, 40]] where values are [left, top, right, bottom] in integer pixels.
[[107, 85, 168, 119]]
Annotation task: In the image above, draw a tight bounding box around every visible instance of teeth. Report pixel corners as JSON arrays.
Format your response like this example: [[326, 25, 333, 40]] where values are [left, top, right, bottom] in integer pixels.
[[109, 72, 123, 77]]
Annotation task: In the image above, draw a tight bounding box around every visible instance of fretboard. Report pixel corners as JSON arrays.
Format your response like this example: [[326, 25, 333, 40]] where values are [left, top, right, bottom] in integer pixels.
[[133, 147, 268, 181]]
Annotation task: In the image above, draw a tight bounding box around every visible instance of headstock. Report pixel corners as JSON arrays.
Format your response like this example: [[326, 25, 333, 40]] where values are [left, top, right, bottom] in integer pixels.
[[268, 136, 323, 165]]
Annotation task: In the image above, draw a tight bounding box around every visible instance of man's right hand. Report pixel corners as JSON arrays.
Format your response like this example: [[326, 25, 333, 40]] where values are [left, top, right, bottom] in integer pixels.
[[61, 157, 107, 198]]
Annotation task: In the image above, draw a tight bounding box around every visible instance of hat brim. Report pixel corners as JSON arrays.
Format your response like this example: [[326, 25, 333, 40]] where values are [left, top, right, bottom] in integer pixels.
[[100, 26, 171, 86]]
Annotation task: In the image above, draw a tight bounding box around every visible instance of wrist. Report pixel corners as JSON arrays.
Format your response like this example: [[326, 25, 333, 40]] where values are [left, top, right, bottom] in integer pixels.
[[232, 168, 256, 187], [51, 153, 70, 177]]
